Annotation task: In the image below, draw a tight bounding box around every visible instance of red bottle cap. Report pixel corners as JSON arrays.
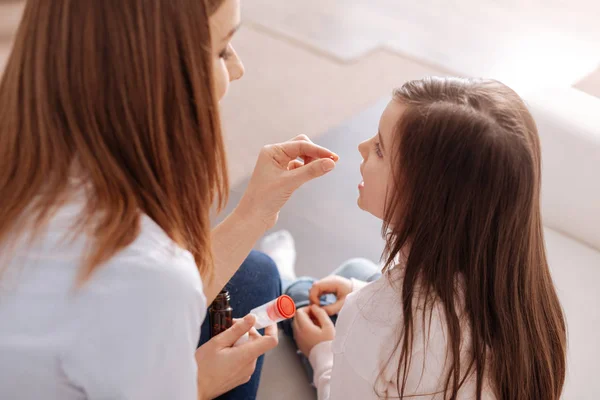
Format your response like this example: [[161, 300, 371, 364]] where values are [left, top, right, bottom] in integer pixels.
[[276, 295, 296, 319]]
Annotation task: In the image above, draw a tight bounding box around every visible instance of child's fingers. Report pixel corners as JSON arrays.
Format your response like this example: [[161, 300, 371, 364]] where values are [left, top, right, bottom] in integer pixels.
[[294, 307, 317, 330], [311, 305, 334, 329], [308, 285, 322, 305], [322, 301, 343, 316], [294, 307, 310, 327], [309, 280, 336, 304]]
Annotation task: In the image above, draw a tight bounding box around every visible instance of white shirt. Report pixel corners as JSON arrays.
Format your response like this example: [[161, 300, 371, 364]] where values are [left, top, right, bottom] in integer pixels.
[[0, 201, 206, 399], [309, 271, 495, 400]]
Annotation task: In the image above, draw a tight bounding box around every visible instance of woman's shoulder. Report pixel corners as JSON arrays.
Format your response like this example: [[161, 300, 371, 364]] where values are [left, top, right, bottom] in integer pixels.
[[6, 201, 203, 301], [85, 213, 204, 304], [126, 214, 197, 268]]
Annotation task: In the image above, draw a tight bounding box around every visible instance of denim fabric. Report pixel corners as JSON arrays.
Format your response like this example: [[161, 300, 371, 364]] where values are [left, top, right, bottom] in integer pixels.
[[199, 250, 281, 400], [281, 258, 381, 385]]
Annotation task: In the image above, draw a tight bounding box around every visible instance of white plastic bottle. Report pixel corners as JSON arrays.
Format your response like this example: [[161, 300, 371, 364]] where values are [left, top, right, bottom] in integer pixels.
[[234, 295, 296, 346]]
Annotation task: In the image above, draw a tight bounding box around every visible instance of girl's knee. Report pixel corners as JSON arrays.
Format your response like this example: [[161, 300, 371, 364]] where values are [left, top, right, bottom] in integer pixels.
[[334, 258, 379, 279]]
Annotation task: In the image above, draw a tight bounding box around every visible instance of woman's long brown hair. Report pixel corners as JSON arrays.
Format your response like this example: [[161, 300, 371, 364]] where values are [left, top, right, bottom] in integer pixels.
[[381, 77, 567, 399], [0, 0, 227, 283]]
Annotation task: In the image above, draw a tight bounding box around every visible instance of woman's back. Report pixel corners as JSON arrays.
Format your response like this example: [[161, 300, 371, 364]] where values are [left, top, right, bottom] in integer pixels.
[[0, 198, 205, 399]]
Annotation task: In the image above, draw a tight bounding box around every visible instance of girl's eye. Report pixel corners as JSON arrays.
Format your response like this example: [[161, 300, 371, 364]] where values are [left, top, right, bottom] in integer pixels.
[[219, 46, 232, 60], [375, 142, 383, 158]]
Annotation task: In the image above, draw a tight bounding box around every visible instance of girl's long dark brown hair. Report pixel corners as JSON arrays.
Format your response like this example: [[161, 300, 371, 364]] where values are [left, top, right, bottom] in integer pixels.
[[0, 0, 227, 283], [381, 77, 567, 399]]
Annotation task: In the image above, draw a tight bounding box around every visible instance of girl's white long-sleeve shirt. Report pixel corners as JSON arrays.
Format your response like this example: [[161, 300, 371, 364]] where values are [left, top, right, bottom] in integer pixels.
[[308, 271, 495, 400]]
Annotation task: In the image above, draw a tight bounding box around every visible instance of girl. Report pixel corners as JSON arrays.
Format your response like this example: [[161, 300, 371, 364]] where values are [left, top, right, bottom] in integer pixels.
[[0, 1, 338, 399], [285, 77, 567, 399]]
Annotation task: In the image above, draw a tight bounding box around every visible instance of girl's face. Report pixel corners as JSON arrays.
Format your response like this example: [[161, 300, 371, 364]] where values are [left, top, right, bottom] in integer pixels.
[[357, 99, 406, 220], [209, 0, 244, 100]]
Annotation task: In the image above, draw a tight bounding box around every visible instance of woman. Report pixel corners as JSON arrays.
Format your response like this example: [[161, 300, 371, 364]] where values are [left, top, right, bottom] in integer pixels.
[[0, 0, 337, 399]]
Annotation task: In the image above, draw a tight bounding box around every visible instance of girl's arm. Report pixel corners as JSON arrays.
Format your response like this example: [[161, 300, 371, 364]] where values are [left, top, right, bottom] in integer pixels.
[[293, 306, 336, 399], [309, 341, 334, 399]]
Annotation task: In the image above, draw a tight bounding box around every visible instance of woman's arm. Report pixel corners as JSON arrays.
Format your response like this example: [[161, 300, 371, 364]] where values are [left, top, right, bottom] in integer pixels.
[[207, 207, 267, 302], [205, 137, 338, 302]]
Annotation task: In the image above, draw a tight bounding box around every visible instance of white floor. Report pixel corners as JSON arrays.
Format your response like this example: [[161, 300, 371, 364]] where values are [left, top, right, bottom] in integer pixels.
[[243, 0, 600, 89]]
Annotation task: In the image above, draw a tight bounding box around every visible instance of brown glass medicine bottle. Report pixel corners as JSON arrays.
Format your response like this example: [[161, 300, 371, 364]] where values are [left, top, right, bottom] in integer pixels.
[[209, 289, 233, 337]]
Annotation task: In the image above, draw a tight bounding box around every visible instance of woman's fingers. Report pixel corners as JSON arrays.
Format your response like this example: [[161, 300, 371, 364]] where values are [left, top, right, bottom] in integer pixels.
[[290, 135, 316, 164], [291, 134, 313, 143], [238, 320, 278, 345], [248, 327, 261, 339], [263, 323, 278, 338], [215, 314, 256, 347], [288, 158, 336, 190], [270, 141, 338, 167], [238, 136, 339, 230], [238, 332, 279, 364], [235, 361, 257, 387], [287, 159, 304, 170]]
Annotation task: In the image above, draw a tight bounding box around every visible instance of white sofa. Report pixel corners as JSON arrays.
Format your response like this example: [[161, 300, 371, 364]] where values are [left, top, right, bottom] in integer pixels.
[[525, 87, 600, 400], [258, 88, 600, 400]]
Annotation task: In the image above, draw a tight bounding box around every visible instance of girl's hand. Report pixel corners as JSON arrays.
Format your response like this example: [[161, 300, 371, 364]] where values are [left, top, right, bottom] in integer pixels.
[[196, 315, 278, 399], [308, 276, 353, 316], [292, 305, 335, 357], [235, 135, 338, 230]]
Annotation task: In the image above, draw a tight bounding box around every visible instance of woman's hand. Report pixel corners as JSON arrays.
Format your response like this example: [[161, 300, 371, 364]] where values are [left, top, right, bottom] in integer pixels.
[[292, 305, 335, 357], [235, 135, 339, 230], [309, 276, 353, 316], [196, 315, 278, 400]]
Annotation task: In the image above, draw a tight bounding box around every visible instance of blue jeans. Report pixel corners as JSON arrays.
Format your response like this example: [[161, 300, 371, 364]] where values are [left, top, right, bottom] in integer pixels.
[[281, 258, 381, 384], [198, 250, 281, 400]]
